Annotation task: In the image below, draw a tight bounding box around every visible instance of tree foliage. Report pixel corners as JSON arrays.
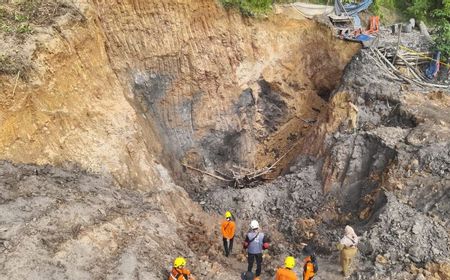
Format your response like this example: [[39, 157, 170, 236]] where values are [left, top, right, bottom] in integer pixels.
[[220, 0, 273, 16], [432, 0, 450, 58], [220, 0, 450, 58]]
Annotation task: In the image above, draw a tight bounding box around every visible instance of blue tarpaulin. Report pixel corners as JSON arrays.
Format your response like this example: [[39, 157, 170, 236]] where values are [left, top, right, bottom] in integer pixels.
[[334, 0, 373, 28], [354, 34, 374, 41], [425, 51, 441, 79], [343, 34, 376, 47]]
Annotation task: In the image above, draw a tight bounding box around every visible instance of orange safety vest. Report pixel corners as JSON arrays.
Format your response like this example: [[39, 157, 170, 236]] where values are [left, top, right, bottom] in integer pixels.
[[168, 268, 191, 280], [275, 267, 298, 280], [303, 256, 315, 280], [221, 220, 235, 239]]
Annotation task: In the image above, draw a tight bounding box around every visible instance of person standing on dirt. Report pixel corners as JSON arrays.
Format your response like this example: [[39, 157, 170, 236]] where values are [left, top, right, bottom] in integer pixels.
[[244, 220, 270, 280], [221, 210, 236, 257], [337, 225, 359, 278], [347, 101, 359, 132], [168, 257, 195, 280], [275, 256, 298, 280], [302, 244, 318, 280]]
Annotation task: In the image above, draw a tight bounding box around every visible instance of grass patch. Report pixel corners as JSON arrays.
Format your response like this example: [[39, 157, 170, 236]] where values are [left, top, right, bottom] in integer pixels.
[[0, 0, 81, 36], [0, 55, 27, 76], [220, 0, 273, 16], [220, 0, 331, 16]]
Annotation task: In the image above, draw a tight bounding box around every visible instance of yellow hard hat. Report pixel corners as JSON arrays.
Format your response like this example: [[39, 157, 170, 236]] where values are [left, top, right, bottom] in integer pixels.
[[174, 257, 186, 268], [285, 256, 295, 269], [225, 211, 232, 218]]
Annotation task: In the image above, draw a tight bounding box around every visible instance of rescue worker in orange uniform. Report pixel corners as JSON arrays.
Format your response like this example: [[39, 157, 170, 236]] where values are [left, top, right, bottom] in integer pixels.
[[275, 256, 298, 280], [302, 244, 318, 280], [168, 257, 195, 280], [221, 211, 236, 257], [302, 255, 317, 280]]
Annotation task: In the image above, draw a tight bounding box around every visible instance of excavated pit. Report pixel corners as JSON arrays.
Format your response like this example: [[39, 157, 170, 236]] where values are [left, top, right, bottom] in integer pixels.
[[0, 0, 449, 279]]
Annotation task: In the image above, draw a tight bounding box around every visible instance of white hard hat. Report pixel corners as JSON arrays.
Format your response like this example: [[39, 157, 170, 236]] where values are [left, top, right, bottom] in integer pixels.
[[250, 220, 259, 230]]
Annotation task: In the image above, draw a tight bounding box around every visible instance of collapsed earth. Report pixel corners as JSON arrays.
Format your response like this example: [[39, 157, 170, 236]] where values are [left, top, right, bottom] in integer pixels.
[[0, 0, 449, 279]]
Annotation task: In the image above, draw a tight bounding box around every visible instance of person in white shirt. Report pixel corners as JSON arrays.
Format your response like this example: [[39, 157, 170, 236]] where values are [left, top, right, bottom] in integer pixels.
[[337, 225, 359, 278]]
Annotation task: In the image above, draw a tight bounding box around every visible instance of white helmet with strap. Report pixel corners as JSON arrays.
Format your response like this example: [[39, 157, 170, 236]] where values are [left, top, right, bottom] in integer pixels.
[[250, 220, 259, 230]]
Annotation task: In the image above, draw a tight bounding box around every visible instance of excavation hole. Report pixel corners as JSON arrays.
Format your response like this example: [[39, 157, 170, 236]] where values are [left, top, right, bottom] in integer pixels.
[[382, 106, 418, 128]]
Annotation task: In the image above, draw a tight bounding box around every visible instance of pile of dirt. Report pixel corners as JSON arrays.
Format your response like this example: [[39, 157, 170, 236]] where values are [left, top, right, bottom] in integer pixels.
[[0, 161, 250, 279], [359, 193, 449, 277]]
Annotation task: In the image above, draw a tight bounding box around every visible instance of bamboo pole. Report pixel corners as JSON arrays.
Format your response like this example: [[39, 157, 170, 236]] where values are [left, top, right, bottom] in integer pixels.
[[182, 164, 232, 182], [393, 24, 402, 65]]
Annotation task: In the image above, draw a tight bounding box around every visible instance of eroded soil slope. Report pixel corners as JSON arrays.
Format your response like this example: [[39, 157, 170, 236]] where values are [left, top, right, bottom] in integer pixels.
[[0, 161, 241, 279], [0, 0, 358, 190]]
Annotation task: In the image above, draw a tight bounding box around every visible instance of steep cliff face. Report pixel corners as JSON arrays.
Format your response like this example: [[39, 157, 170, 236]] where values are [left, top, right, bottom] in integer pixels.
[[0, 0, 358, 189], [93, 0, 359, 185], [0, 1, 162, 189]]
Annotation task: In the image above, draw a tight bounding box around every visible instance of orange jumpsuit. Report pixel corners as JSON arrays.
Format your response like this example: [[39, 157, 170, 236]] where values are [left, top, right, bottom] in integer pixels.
[[275, 267, 298, 280], [221, 219, 235, 257], [221, 220, 235, 239], [168, 268, 193, 280], [303, 256, 315, 280]]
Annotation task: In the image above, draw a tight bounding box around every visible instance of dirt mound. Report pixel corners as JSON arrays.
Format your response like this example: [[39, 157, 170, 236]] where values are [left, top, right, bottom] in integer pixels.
[[0, 161, 245, 279], [360, 193, 449, 275]]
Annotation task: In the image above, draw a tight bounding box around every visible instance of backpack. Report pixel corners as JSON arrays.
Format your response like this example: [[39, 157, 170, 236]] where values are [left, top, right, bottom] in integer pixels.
[[304, 255, 318, 275], [311, 255, 319, 273]]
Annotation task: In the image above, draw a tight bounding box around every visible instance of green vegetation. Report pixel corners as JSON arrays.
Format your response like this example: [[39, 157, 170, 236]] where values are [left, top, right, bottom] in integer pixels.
[[0, 2, 35, 35], [370, 0, 396, 18], [371, 0, 450, 59], [432, 0, 450, 59], [220, 0, 330, 16], [0, 55, 25, 75], [0, 0, 74, 36], [220, 0, 273, 16]]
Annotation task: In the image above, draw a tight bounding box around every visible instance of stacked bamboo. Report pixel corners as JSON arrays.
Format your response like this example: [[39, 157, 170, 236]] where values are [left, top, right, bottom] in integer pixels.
[[368, 46, 449, 89]]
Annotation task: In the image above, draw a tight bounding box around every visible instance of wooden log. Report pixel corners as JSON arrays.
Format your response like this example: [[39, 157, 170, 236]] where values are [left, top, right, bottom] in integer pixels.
[[182, 164, 232, 182]]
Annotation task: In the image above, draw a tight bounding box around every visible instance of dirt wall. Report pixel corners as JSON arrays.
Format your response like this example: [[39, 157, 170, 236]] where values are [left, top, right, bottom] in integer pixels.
[[0, 0, 358, 189]]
